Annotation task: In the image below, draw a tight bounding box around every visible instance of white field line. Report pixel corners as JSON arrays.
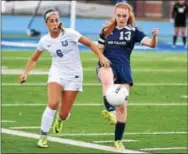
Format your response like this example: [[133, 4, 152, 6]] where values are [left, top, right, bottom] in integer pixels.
[[84, 69, 188, 72], [141, 147, 188, 151], [1, 69, 187, 74], [7, 127, 188, 136], [93, 139, 139, 143], [2, 57, 98, 61], [50, 131, 188, 136], [2, 83, 188, 86], [1, 120, 16, 123], [182, 96, 188, 99], [1, 128, 144, 154], [9, 126, 40, 129], [2, 69, 48, 75], [3, 57, 187, 62], [2, 103, 188, 107]]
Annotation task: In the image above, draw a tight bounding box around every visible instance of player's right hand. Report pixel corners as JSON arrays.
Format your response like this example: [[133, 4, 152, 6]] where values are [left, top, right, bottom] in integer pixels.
[[19, 74, 27, 84], [99, 55, 111, 68]]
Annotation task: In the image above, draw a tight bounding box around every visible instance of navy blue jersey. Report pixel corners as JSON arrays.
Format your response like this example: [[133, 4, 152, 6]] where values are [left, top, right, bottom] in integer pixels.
[[172, 2, 188, 21], [98, 26, 146, 67]]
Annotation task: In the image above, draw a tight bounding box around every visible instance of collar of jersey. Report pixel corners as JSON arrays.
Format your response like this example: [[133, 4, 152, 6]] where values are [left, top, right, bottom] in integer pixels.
[[116, 25, 131, 30], [116, 25, 135, 31], [48, 30, 63, 40], [116, 26, 125, 30]]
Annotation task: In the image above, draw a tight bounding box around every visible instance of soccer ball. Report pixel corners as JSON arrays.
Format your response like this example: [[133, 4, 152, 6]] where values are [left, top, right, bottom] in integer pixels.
[[106, 84, 129, 107]]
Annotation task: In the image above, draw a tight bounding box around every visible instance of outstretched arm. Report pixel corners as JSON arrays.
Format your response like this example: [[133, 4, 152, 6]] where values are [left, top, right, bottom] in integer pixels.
[[78, 36, 111, 68], [19, 50, 42, 83], [141, 28, 159, 48]]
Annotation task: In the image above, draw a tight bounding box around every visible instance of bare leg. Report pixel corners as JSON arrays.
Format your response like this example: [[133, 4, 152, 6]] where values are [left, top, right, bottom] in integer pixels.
[[59, 91, 79, 120], [38, 82, 63, 148], [114, 84, 130, 147], [98, 67, 116, 112]]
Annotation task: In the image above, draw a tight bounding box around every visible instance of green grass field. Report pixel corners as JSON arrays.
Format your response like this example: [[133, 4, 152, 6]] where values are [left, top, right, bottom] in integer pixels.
[[2, 50, 188, 153]]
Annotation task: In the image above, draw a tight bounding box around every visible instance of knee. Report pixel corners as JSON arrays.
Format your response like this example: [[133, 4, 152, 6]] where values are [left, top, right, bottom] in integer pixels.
[[118, 105, 126, 114], [59, 112, 71, 121], [182, 32, 187, 36], [102, 79, 113, 87], [174, 30, 179, 35], [174, 32, 178, 36], [99, 68, 113, 86], [116, 105, 127, 122], [48, 101, 59, 110], [117, 104, 127, 115]]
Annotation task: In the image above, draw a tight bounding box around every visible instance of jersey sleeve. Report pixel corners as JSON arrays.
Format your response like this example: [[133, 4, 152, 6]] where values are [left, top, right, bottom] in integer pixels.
[[69, 29, 82, 42], [171, 3, 177, 18], [36, 38, 45, 52], [135, 27, 147, 44], [98, 32, 105, 44]]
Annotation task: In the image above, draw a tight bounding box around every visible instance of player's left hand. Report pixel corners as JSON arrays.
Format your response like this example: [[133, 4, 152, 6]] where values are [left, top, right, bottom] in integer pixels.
[[99, 56, 111, 68], [152, 28, 159, 37]]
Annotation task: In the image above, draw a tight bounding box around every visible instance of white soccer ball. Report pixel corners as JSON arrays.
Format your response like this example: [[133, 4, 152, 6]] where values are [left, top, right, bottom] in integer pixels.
[[106, 84, 129, 107]]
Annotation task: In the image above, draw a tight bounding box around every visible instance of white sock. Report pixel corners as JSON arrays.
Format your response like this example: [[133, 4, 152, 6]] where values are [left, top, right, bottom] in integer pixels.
[[40, 106, 56, 134]]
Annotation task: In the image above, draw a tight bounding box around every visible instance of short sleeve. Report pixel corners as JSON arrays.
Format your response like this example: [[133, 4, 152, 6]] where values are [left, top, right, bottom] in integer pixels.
[[135, 27, 147, 44], [98, 32, 105, 44], [36, 38, 45, 52], [68, 28, 82, 42]]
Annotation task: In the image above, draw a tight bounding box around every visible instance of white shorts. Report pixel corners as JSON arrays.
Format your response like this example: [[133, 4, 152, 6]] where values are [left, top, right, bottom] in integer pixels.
[[47, 68, 83, 92]]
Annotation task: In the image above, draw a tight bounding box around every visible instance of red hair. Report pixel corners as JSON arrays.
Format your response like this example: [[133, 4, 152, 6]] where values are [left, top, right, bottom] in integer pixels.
[[102, 2, 135, 38]]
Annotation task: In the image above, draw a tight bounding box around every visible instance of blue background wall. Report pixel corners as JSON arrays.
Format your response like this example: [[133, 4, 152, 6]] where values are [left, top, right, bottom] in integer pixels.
[[2, 15, 187, 52]]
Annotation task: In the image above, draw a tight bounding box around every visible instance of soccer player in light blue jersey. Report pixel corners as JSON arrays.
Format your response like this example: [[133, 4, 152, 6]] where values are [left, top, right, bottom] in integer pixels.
[[96, 2, 159, 150]]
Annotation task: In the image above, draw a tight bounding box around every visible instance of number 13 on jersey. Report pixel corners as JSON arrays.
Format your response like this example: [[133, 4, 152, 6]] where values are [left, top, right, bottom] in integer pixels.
[[119, 31, 131, 41]]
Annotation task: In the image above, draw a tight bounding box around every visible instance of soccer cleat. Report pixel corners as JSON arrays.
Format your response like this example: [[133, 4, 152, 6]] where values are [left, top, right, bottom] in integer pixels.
[[37, 135, 48, 148], [114, 140, 125, 151], [101, 110, 116, 125], [52, 119, 63, 134]]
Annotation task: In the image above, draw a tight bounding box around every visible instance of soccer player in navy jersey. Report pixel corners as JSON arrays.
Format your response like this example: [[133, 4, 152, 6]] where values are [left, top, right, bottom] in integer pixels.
[[170, 0, 188, 48], [96, 2, 158, 150]]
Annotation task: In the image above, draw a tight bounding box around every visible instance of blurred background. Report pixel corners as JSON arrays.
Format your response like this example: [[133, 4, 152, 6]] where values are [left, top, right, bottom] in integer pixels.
[[1, 1, 188, 153], [1, 0, 187, 51]]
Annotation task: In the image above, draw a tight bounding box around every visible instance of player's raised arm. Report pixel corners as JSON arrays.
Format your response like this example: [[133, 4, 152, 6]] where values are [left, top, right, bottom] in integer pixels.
[[78, 36, 111, 68], [141, 28, 159, 48], [19, 50, 42, 84]]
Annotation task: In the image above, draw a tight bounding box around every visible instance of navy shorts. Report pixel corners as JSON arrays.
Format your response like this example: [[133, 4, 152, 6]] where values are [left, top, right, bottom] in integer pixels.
[[96, 63, 133, 86], [175, 19, 186, 27]]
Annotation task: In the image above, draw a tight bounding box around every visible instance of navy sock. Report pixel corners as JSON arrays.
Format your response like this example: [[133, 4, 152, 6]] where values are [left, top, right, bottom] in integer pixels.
[[41, 130, 47, 136], [173, 35, 177, 45], [115, 122, 126, 141], [182, 36, 187, 46], [103, 96, 115, 111]]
